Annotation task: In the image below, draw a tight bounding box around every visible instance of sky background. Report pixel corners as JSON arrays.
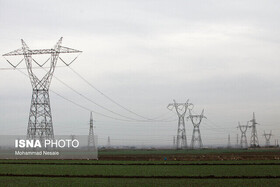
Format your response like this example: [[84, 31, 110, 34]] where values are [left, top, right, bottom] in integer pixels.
[[0, 0, 279, 147]]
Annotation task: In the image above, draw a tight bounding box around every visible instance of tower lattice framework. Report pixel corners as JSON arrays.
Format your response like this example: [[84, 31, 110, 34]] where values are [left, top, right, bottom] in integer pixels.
[[263, 131, 272, 147], [249, 112, 259, 147], [88, 112, 95, 150], [228, 134, 231, 148], [3, 38, 82, 140], [188, 109, 206, 149], [167, 100, 193, 149], [107, 136, 111, 148], [238, 122, 248, 148]]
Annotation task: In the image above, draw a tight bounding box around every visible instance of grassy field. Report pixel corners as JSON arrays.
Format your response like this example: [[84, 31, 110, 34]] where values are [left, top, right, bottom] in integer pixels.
[[1, 163, 280, 176], [1, 177, 280, 187], [0, 149, 280, 186], [0, 160, 280, 186]]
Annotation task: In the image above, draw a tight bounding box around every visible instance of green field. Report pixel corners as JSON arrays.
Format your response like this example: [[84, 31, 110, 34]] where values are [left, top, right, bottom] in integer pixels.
[[1, 177, 280, 187], [0, 149, 280, 186], [0, 160, 280, 186]]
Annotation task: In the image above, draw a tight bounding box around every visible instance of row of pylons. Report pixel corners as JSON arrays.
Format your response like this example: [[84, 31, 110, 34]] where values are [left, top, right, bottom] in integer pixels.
[[235, 113, 276, 148]]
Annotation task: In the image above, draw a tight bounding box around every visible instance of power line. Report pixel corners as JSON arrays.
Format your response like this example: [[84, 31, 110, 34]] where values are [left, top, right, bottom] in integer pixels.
[[16, 69, 142, 122], [68, 66, 156, 121], [16, 69, 175, 123], [21, 62, 173, 122]]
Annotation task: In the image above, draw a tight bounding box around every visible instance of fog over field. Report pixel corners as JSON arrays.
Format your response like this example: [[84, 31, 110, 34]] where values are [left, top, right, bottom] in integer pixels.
[[0, 0, 279, 147]]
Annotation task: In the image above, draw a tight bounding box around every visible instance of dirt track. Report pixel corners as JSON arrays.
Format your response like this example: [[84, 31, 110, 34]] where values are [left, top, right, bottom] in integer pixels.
[[99, 151, 280, 161]]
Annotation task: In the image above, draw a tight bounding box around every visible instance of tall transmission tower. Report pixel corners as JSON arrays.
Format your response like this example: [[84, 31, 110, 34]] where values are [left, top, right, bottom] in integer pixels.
[[188, 109, 206, 149], [248, 113, 259, 147], [237, 122, 248, 148], [227, 134, 231, 148], [3, 38, 81, 140], [173, 136, 176, 148], [263, 131, 272, 147], [167, 100, 193, 149], [88, 112, 95, 150]]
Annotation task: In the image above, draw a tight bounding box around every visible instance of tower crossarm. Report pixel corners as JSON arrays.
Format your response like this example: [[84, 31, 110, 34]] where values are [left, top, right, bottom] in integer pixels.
[[167, 99, 193, 116], [237, 122, 249, 133], [188, 109, 206, 126], [3, 47, 82, 56]]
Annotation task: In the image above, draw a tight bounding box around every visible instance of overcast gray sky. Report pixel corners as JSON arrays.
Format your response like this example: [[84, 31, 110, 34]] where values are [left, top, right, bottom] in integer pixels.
[[0, 0, 280, 147]]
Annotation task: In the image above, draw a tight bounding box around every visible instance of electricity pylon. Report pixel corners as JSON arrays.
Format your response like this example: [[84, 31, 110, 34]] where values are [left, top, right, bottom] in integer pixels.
[[88, 112, 95, 150], [263, 131, 272, 147], [3, 38, 81, 140], [188, 109, 206, 149], [248, 113, 259, 148], [227, 134, 231, 148], [275, 139, 279, 147], [236, 134, 239, 148], [237, 122, 249, 148], [167, 99, 193, 149], [173, 136, 176, 148], [107, 136, 111, 148]]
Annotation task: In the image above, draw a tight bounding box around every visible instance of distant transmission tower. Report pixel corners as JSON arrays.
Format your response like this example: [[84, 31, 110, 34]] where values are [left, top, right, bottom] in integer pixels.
[[188, 109, 206, 149], [70, 135, 76, 141], [88, 112, 95, 150], [263, 131, 272, 147], [236, 134, 239, 148], [167, 100, 193, 149], [3, 38, 81, 140], [173, 136, 176, 148], [107, 136, 111, 148], [275, 139, 279, 147], [227, 134, 231, 148], [248, 113, 259, 148], [237, 122, 248, 148]]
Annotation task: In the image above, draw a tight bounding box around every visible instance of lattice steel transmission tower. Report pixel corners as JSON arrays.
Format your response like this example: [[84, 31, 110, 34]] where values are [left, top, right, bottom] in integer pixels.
[[88, 112, 95, 150], [237, 122, 248, 148], [263, 131, 272, 147], [107, 136, 111, 148], [275, 139, 279, 147], [167, 100, 193, 149], [248, 113, 259, 147], [227, 134, 231, 148], [188, 109, 206, 149], [173, 136, 176, 148], [236, 134, 239, 148], [3, 38, 82, 140]]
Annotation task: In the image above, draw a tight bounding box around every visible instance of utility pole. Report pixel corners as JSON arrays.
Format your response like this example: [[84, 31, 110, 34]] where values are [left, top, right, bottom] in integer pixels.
[[263, 131, 272, 147], [88, 112, 95, 150], [237, 122, 248, 148], [3, 38, 81, 141], [227, 134, 231, 148], [248, 113, 259, 148], [188, 109, 206, 149], [167, 99, 193, 149]]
